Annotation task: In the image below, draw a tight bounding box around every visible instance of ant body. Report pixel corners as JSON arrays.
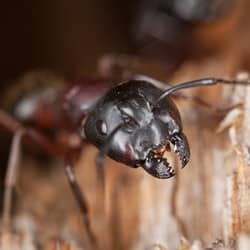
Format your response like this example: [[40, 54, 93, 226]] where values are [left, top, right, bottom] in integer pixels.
[[0, 72, 249, 245]]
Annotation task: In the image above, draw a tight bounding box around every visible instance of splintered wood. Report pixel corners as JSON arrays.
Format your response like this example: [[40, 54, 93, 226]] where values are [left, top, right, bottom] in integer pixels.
[[1, 63, 250, 250], [2, 1, 250, 250]]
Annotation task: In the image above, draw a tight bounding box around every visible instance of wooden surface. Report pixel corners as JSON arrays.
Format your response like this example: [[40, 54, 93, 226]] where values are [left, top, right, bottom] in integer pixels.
[[2, 1, 250, 250], [1, 59, 250, 250]]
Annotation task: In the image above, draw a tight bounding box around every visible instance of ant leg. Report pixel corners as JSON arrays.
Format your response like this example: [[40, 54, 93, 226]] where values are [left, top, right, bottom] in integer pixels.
[[2, 129, 26, 230], [0, 110, 94, 243], [95, 123, 124, 187], [93, 124, 125, 247], [95, 125, 124, 204], [0, 110, 59, 156], [1, 126, 61, 230], [64, 163, 96, 245], [95, 150, 107, 190], [94, 124, 124, 196]]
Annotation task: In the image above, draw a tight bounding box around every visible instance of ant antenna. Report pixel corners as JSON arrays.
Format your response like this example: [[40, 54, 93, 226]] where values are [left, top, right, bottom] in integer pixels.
[[153, 77, 250, 107]]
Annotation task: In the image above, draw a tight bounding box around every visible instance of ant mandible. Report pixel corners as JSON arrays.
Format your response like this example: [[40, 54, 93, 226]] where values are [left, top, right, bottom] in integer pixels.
[[0, 73, 249, 245]]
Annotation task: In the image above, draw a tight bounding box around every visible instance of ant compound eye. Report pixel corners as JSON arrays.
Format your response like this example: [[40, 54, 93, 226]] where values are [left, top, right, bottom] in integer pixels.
[[122, 115, 139, 134], [96, 120, 108, 135], [119, 111, 137, 127], [124, 116, 137, 128]]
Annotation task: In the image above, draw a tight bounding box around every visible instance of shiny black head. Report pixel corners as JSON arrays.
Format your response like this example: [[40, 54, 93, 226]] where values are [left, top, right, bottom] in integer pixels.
[[83, 80, 190, 179]]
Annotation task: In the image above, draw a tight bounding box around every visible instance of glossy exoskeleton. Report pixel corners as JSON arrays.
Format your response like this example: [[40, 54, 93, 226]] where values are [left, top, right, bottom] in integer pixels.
[[1, 72, 249, 245], [84, 80, 189, 178]]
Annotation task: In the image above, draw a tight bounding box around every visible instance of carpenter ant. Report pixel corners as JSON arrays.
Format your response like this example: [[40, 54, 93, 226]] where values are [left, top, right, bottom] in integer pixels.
[[0, 72, 249, 246]]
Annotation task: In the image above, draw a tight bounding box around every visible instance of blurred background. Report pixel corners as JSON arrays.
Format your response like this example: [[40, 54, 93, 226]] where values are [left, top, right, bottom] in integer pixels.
[[0, 0, 245, 83], [0, 0, 132, 82], [1, 0, 250, 249]]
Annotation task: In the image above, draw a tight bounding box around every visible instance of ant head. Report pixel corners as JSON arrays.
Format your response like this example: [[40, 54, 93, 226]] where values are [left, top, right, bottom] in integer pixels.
[[83, 80, 190, 178]]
